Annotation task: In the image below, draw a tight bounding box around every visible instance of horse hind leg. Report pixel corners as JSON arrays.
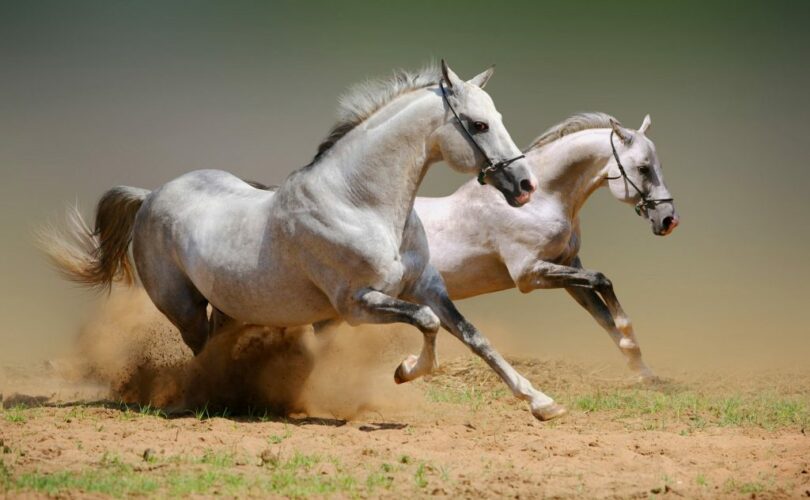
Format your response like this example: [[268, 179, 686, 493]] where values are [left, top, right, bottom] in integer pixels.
[[174, 301, 210, 356], [209, 307, 237, 337], [156, 288, 209, 355], [565, 286, 656, 382], [139, 263, 211, 355]]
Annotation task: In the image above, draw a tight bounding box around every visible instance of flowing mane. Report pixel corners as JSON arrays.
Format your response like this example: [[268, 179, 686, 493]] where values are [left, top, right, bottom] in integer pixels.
[[525, 112, 619, 152], [310, 64, 441, 162]]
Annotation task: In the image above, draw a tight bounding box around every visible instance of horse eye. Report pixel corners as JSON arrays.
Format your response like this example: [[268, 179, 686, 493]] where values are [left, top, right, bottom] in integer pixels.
[[471, 121, 489, 133], [638, 165, 651, 175]]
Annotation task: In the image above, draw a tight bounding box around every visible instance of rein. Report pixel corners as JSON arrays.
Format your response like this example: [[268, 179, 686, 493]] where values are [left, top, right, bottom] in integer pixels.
[[607, 130, 674, 216], [439, 80, 525, 185]]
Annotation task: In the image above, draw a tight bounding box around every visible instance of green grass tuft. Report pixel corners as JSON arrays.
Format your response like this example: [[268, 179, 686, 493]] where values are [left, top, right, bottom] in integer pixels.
[[425, 382, 507, 411], [1, 450, 384, 498], [137, 404, 166, 419], [414, 463, 428, 489], [569, 388, 809, 430], [267, 428, 293, 445], [198, 450, 235, 468], [2, 405, 28, 424]]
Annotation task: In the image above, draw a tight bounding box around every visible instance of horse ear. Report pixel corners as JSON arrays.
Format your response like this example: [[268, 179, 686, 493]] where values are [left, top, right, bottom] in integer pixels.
[[467, 65, 495, 88], [441, 59, 464, 90], [639, 114, 652, 134], [610, 118, 633, 144]]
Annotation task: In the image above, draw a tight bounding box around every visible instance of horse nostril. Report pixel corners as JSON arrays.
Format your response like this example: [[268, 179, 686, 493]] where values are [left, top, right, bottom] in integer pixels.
[[519, 179, 534, 193], [662, 216, 674, 230]]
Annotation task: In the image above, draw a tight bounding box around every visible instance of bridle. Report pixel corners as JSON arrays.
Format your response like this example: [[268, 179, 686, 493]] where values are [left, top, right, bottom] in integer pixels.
[[607, 130, 674, 216], [439, 80, 525, 185]]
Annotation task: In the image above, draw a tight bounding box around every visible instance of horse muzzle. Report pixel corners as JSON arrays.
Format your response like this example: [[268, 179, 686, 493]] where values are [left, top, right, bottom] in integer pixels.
[[653, 214, 679, 236], [488, 162, 536, 207]]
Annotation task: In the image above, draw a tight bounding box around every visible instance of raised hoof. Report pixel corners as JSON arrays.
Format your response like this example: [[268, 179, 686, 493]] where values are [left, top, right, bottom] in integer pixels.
[[394, 355, 418, 385], [531, 402, 568, 422]]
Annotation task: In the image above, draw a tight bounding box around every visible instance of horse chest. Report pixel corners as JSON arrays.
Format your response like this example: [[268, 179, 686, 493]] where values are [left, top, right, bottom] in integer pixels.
[[524, 214, 573, 262], [548, 226, 581, 265]]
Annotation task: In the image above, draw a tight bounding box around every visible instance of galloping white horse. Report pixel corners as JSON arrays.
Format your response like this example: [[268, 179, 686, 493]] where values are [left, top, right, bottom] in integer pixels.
[[416, 113, 679, 381], [44, 62, 572, 421]]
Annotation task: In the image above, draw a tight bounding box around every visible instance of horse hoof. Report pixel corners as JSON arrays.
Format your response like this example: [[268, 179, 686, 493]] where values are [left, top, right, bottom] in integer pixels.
[[394, 355, 418, 384], [531, 402, 568, 421]]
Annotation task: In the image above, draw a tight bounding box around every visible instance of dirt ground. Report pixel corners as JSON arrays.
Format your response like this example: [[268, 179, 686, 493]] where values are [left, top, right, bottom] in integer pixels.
[[1, 292, 809, 498]]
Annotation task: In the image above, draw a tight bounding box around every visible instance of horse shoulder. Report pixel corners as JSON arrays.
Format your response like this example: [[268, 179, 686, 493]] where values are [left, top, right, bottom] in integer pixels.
[[497, 203, 577, 289], [398, 211, 432, 286], [554, 219, 582, 266], [500, 201, 572, 259]]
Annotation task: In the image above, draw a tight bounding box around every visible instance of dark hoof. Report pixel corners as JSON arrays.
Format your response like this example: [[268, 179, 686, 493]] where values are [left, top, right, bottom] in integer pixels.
[[394, 365, 407, 385], [393, 355, 418, 385]]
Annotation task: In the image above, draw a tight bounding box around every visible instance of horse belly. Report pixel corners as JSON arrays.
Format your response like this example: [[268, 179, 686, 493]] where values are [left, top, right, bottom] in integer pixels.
[[189, 236, 338, 327], [213, 273, 337, 327], [437, 253, 515, 300]]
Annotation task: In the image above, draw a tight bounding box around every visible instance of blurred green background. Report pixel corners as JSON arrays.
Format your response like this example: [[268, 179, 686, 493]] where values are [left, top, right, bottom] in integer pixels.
[[1, 1, 808, 369]]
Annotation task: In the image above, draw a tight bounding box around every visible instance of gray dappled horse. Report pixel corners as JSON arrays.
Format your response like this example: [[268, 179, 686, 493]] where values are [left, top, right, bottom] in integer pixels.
[[417, 113, 679, 382], [43, 62, 572, 421]]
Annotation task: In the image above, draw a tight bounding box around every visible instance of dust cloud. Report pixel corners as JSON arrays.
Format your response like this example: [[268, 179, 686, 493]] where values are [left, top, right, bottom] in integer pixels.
[[55, 288, 424, 420]]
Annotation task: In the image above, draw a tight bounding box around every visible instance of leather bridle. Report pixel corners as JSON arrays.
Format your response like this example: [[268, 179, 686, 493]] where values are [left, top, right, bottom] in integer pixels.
[[439, 80, 525, 185], [607, 130, 674, 216]]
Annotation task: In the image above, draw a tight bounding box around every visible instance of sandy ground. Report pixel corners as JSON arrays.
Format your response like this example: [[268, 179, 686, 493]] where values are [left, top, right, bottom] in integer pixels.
[[2, 361, 809, 498], [1, 291, 809, 498]]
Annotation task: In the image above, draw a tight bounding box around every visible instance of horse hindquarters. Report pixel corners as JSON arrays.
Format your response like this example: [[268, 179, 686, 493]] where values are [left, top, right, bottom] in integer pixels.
[[131, 200, 211, 356]]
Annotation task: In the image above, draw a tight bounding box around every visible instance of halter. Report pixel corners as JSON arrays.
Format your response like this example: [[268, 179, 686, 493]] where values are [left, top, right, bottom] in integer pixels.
[[607, 130, 674, 216], [439, 80, 525, 185]]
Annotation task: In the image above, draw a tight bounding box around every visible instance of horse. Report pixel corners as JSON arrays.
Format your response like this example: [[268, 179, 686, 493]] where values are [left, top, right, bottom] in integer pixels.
[[415, 113, 679, 382], [42, 61, 570, 421]]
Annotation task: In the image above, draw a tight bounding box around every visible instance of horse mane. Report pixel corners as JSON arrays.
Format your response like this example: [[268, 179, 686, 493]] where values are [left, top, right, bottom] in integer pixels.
[[525, 112, 619, 152], [309, 63, 441, 163], [242, 179, 278, 191]]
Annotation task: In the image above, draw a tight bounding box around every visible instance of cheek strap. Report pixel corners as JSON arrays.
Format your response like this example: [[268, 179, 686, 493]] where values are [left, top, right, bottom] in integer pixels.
[[439, 81, 525, 185], [606, 130, 673, 216]]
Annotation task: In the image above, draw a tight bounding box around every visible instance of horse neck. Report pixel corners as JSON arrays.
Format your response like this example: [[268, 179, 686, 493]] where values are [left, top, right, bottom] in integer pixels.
[[321, 89, 442, 232], [529, 128, 614, 219]]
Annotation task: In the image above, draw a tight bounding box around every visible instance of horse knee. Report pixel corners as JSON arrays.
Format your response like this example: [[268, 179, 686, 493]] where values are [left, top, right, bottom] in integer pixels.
[[414, 306, 440, 333], [591, 272, 612, 290]]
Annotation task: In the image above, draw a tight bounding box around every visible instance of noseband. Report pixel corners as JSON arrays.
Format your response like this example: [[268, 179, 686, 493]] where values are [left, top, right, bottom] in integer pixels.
[[607, 130, 674, 216], [439, 81, 525, 185]]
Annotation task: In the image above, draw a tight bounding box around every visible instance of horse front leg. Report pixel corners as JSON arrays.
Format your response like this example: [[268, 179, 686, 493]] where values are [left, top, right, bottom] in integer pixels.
[[405, 266, 566, 421], [392, 328, 438, 384], [512, 256, 654, 381], [340, 288, 441, 334], [565, 286, 656, 382], [335, 288, 440, 383]]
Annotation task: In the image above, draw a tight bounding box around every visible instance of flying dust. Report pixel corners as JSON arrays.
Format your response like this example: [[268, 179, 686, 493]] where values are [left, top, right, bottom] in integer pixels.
[[2, 288, 424, 420]]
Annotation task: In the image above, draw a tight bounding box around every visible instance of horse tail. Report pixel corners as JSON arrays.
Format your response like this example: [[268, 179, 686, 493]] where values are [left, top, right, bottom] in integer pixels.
[[38, 186, 150, 291]]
